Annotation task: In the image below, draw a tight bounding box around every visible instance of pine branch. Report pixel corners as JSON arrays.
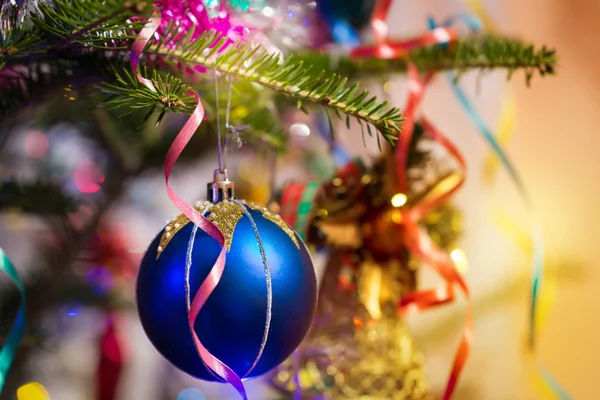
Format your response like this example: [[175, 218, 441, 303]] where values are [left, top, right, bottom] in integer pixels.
[[0, 28, 46, 60], [102, 68, 198, 123], [31, 0, 150, 49], [295, 35, 556, 84], [0, 0, 150, 66], [142, 29, 404, 143]]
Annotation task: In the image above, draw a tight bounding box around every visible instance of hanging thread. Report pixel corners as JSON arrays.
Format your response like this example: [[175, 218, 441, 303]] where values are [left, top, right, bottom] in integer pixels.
[[214, 72, 225, 174]]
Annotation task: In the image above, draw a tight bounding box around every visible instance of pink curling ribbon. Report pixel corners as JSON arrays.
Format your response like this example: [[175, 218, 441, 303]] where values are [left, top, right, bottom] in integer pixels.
[[352, 0, 473, 397], [130, 15, 247, 399]]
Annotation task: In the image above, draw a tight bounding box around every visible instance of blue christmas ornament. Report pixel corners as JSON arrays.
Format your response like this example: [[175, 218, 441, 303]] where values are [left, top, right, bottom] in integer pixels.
[[137, 194, 318, 381]]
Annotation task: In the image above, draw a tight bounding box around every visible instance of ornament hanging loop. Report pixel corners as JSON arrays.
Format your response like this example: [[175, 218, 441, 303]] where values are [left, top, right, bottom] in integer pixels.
[[207, 168, 235, 203]]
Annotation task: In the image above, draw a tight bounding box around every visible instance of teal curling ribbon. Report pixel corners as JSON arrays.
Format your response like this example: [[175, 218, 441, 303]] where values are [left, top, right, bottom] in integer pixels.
[[0, 248, 25, 393], [427, 15, 571, 399]]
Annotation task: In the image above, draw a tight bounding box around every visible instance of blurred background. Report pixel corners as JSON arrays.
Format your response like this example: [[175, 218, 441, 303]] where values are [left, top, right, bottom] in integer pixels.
[[0, 0, 597, 399]]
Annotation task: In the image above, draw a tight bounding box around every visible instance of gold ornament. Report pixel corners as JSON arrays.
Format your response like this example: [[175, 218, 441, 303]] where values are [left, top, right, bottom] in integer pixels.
[[271, 252, 430, 400], [272, 129, 462, 399]]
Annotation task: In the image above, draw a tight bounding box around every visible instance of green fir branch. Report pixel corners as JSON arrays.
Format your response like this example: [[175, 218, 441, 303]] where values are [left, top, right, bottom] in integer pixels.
[[31, 0, 150, 49], [0, 0, 558, 148], [102, 68, 198, 124], [0, 28, 46, 61], [142, 29, 404, 143], [294, 35, 556, 84]]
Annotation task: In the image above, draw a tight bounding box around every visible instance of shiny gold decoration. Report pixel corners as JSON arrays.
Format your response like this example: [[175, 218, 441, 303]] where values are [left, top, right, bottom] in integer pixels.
[[244, 200, 299, 248], [271, 125, 462, 399], [156, 201, 213, 259], [157, 197, 304, 258], [358, 258, 406, 320], [157, 199, 249, 257], [207, 200, 245, 251], [271, 253, 430, 400]]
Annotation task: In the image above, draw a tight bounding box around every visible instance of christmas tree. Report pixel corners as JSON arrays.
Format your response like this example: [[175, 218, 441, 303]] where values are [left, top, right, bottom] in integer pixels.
[[0, 1, 565, 399]]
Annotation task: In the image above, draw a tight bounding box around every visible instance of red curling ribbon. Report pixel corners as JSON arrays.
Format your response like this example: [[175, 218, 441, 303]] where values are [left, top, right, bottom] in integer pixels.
[[351, 27, 458, 59], [396, 65, 472, 400], [370, 0, 393, 43], [357, 0, 473, 397], [131, 15, 247, 399], [354, 0, 458, 60], [400, 118, 472, 400]]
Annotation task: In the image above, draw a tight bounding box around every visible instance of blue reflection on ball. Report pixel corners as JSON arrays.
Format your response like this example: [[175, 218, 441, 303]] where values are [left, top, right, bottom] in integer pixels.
[[137, 206, 317, 381]]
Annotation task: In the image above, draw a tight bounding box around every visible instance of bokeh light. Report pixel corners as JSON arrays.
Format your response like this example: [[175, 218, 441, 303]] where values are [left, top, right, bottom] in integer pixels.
[[177, 388, 207, 400], [85, 268, 115, 294], [73, 162, 105, 194], [24, 131, 49, 158], [289, 123, 311, 137], [17, 382, 51, 400], [391, 193, 407, 208], [450, 248, 469, 274], [65, 302, 82, 317]]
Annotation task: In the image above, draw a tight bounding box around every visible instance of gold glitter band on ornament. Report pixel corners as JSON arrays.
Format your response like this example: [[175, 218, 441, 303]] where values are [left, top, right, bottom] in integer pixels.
[[156, 201, 214, 259], [243, 200, 299, 248], [156, 199, 303, 258], [207, 200, 245, 251]]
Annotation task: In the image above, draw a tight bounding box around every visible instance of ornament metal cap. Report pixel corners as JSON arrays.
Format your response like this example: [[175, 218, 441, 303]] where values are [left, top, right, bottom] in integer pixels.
[[207, 169, 235, 203]]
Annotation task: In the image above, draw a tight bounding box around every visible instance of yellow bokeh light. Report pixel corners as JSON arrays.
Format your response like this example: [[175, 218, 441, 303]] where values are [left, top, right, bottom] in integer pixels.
[[17, 383, 50, 400], [361, 174, 372, 184], [316, 208, 329, 219], [450, 248, 469, 274], [391, 193, 407, 208], [383, 81, 392, 93], [391, 210, 403, 224]]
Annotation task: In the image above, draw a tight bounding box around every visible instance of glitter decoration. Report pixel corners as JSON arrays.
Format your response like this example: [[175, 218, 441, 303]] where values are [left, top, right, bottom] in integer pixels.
[[271, 255, 430, 399], [157, 201, 213, 258], [157, 199, 300, 256], [244, 200, 299, 248], [207, 200, 245, 251], [155, 0, 247, 51], [153, 0, 319, 74], [1, 0, 50, 40], [204, 0, 267, 15], [230, 0, 320, 54]]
